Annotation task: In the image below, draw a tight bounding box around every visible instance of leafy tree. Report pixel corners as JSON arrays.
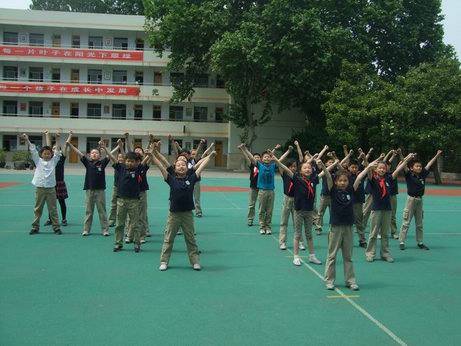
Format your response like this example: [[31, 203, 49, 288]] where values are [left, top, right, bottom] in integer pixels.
[[30, 0, 144, 15]]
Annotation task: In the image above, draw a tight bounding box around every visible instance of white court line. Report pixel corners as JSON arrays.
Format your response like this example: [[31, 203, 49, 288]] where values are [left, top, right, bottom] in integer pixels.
[[271, 234, 407, 346], [216, 191, 243, 210]]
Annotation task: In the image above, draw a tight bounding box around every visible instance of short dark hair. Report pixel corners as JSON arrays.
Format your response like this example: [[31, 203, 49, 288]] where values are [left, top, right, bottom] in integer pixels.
[[134, 145, 144, 153], [179, 150, 191, 156], [125, 151, 138, 161], [408, 158, 422, 169], [285, 158, 297, 168], [253, 152, 261, 157], [39, 146, 53, 156], [324, 155, 335, 162], [349, 159, 359, 166], [334, 169, 350, 181]]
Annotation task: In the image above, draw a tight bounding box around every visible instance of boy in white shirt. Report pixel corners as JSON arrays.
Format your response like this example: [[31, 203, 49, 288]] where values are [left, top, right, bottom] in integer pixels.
[[22, 133, 62, 235]]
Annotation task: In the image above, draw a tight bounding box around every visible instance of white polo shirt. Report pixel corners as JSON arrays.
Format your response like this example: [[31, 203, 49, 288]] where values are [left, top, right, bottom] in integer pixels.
[[30, 144, 62, 188]]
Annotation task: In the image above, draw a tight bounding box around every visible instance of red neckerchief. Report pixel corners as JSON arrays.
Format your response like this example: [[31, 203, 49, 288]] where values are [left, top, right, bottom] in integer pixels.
[[288, 181, 294, 194], [374, 173, 388, 198], [253, 166, 259, 178], [137, 174, 142, 183], [301, 175, 314, 199]]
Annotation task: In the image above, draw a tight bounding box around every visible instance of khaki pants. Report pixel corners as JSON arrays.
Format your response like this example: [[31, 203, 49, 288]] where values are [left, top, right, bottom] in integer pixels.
[[247, 188, 259, 222], [114, 197, 141, 246], [314, 195, 331, 230], [32, 187, 60, 231], [324, 225, 356, 286], [258, 190, 275, 231], [194, 181, 202, 215], [366, 210, 391, 259], [390, 195, 398, 236], [353, 203, 366, 241], [108, 185, 118, 226], [362, 194, 373, 229], [399, 196, 424, 244], [294, 210, 314, 242], [127, 191, 149, 239], [83, 189, 108, 233], [279, 195, 295, 244], [160, 211, 199, 265]]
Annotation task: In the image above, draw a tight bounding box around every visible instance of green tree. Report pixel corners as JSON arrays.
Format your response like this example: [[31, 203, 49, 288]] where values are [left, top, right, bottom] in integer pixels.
[[30, 0, 144, 15]]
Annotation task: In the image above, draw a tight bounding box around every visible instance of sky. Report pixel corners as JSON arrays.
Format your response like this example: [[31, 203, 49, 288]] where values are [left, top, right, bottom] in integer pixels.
[[0, 0, 460, 58]]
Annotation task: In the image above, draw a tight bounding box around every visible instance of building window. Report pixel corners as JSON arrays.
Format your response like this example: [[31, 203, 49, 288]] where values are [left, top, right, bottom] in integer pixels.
[[51, 68, 60, 83], [134, 105, 143, 120], [169, 106, 183, 121], [215, 107, 224, 123], [29, 101, 43, 117], [136, 38, 144, 50], [153, 105, 161, 120], [71, 69, 79, 83], [70, 103, 79, 118], [88, 69, 102, 84], [216, 75, 225, 88], [71, 35, 80, 48], [135, 71, 143, 85], [3, 100, 17, 115], [86, 137, 100, 153], [112, 104, 126, 119], [29, 67, 43, 82], [3, 66, 18, 81], [113, 70, 127, 85], [3, 135, 17, 151], [87, 103, 101, 118], [170, 72, 184, 85], [3, 32, 18, 45], [52, 34, 61, 47], [88, 36, 103, 49], [113, 37, 128, 50], [194, 106, 208, 122], [194, 74, 209, 88], [29, 33, 44, 46], [154, 72, 163, 85]]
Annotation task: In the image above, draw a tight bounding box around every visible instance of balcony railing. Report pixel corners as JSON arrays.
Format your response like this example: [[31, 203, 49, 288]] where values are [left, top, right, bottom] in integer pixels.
[[0, 41, 165, 52]]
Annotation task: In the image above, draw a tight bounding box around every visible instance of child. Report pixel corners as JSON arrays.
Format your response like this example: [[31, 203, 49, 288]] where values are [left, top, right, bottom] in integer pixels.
[[238, 145, 261, 226], [151, 144, 216, 271], [66, 132, 111, 236], [398, 150, 442, 250], [365, 153, 414, 262], [347, 158, 367, 247], [108, 149, 126, 227], [386, 150, 400, 239], [323, 164, 372, 291], [273, 155, 326, 266], [22, 133, 62, 235]]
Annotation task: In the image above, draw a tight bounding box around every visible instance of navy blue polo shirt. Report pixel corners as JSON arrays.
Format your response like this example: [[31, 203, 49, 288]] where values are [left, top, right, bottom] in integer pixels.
[[281, 172, 295, 197], [321, 167, 337, 195], [349, 173, 365, 203], [329, 185, 355, 226], [405, 168, 430, 197], [138, 164, 149, 192], [368, 173, 393, 211], [293, 172, 319, 211], [166, 172, 200, 212], [81, 156, 110, 190], [55, 155, 66, 182], [113, 163, 142, 199], [249, 163, 259, 189]]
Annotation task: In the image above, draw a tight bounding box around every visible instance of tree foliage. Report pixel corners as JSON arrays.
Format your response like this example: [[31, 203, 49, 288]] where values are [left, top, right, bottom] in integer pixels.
[[30, 0, 144, 15]]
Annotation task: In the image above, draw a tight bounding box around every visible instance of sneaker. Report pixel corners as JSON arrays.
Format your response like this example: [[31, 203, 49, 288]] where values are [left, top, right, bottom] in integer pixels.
[[54, 229, 62, 235], [82, 231, 89, 236], [113, 245, 122, 252], [308, 254, 322, 265], [359, 240, 367, 248], [299, 242, 306, 251], [418, 243, 430, 250], [377, 234, 382, 239], [125, 237, 132, 244], [259, 229, 266, 235], [145, 231, 151, 237], [293, 257, 302, 266], [140, 238, 146, 244], [326, 283, 335, 290], [159, 262, 168, 271], [382, 256, 394, 263], [399, 243, 405, 250], [347, 283, 360, 291], [392, 234, 399, 240], [193, 263, 202, 271], [102, 231, 110, 237], [177, 230, 183, 235], [134, 245, 141, 253], [61, 220, 68, 227], [29, 229, 39, 235], [316, 228, 322, 235], [109, 222, 115, 228], [265, 229, 272, 235], [248, 220, 253, 226], [196, 213, 202, 218], [44, 220, 52, 226], [279, 242, 287, 250], [366, 256, 374, 262]]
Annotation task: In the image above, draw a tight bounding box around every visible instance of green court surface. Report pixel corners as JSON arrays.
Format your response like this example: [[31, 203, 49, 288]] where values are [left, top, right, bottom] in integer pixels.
[[1, 172, 460, 345]]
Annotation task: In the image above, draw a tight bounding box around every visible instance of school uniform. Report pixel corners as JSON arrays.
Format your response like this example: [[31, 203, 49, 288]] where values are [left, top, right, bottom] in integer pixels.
[[324, 185, 357, 286], [279, 172, 295, 245], [256, 162, 276, 232], [349, 173, 366, 243], [108, 165, 120, 227], [365, 174, 393, 260], [126, 164, 150, 240], [189, 159, 202, 216], [113, 163, 143, 247], [81, 156, 110, 234], [398, 169, 430, 244], [160, 172, 201, 265], [29, 144, 62, 232], [389, 174, 399, 237], [362, 181, 373, 229], [292, 172, 319, 242], [48, 155, 68, 223], [314, 168, 336, 232], [247, 163, 259, 224]]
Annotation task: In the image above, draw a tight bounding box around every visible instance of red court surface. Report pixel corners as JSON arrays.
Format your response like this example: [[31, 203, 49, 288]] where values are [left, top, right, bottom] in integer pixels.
[[0, 182, 20, 189]]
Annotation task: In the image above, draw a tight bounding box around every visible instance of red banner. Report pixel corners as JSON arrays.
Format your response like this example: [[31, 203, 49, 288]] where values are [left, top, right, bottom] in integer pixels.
[[0, 45, 143, 61], [0, 82, 140, 96]]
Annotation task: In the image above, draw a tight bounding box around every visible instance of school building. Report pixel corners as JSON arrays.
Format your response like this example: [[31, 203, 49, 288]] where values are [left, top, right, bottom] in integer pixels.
[[0, 8, 305, 169]]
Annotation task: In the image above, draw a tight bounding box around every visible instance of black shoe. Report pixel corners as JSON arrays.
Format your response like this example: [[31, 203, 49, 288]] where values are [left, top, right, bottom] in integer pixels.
[[61, 220, 68, 226], [29, 229, 39, 235], [109, 223, 115, 228], [44, 220, 52, 226], [113, 245, 123, 252], [418, 243, 430, 250], [134, 245, 141, 253], [359, 240, 367, 248], [399, 243, 405, 250], [54, 229, 62, 235]]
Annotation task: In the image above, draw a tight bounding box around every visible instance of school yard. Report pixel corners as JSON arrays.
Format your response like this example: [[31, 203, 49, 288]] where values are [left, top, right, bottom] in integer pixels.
[[0, 169, 460, 345]]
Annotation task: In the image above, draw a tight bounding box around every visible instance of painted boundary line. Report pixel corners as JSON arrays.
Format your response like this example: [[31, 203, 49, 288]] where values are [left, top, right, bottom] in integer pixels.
[[269, 235, 407, 346]]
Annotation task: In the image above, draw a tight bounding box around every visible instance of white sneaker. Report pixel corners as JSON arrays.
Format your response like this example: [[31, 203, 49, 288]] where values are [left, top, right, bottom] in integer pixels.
[[293, 257, 302, 266], [159, 262, 168, 271], [326, 283, 335, 290], [299, 242, 306, 251], [266, 229, 272, 235], [140, 238, 146, 244], [82, 231, 89, 236], [308, 254, 322, 265], [193, 263, 202, 271], [279, 242, 287, 250], [259, 229, 266, 235], [377, 234, 382, 239]]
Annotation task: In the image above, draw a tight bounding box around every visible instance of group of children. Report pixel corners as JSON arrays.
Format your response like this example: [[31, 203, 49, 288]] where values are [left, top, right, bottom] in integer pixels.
[[239, 142, 442, 290], [23, 130, 215, 271]]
